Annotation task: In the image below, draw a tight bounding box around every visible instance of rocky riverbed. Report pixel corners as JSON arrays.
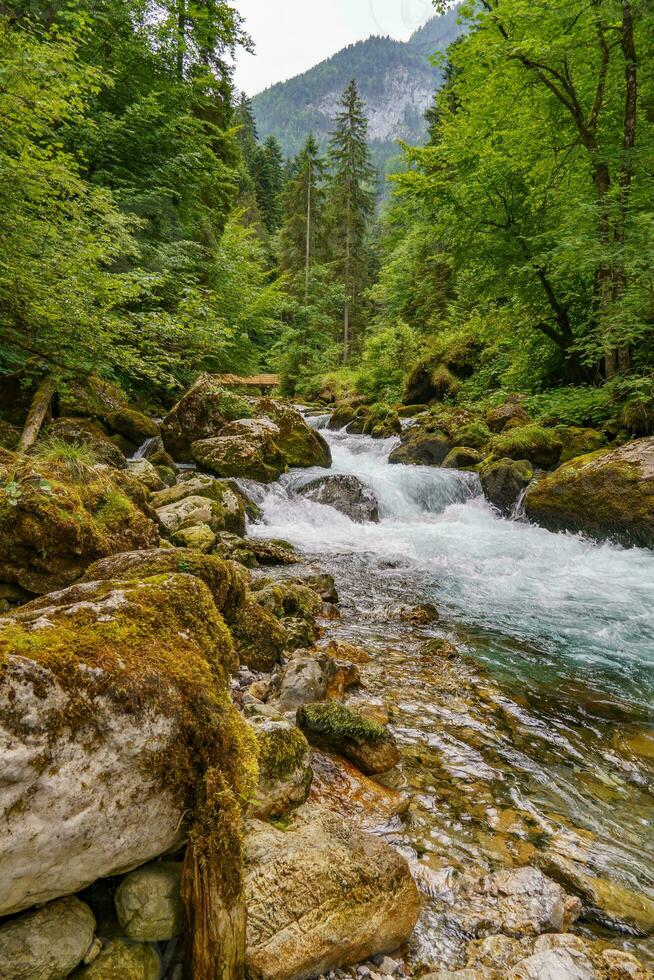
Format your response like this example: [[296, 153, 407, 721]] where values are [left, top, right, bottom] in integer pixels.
[[0, 376, 652, 979]]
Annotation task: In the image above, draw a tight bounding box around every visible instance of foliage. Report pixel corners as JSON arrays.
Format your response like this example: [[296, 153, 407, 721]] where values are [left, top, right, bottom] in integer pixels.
[[33, 437, 99, 482]]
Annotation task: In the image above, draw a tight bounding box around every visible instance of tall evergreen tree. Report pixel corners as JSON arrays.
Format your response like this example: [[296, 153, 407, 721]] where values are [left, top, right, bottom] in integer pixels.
[[326, 79, 376, 361], [279, 135, 326, 299]]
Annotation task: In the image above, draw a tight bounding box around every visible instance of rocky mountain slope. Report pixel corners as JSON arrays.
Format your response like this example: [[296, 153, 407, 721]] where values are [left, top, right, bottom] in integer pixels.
[[251, 5, 465, 175]]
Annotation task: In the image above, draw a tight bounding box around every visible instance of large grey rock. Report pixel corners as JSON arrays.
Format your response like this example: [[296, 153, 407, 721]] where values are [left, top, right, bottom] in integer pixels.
[[0, 896, 95, 980], [509, 948, 594, 980], [388, 426, 452, 466], [244, 805, 421, 980], [299, 474, 379, 523], [115, 861, 184, 941], [268, 651, 359, 714], [72, 939, 161, 979], [127, 458, 165, 491]]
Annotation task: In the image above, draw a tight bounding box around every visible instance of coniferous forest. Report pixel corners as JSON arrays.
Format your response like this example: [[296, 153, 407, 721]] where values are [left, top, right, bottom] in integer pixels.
[[1, 3, 654, 980]]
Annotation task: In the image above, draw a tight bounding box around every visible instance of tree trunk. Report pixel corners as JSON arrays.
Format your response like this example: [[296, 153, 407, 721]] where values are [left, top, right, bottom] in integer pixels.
[[177, 0, 186, 80], [343, 301, 350, 363], [18, 374, 56, 453], [304, 160, 312, 304]]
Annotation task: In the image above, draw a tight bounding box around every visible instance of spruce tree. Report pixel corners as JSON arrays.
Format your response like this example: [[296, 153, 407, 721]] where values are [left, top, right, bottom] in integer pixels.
[[326, 78, 376, 361], [279, 135, 326, 299]]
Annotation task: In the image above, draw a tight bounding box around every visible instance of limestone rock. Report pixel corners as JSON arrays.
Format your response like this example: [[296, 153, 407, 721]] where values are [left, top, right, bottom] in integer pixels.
[[0, 896, 96, 980], [524, 438, 654, 548], [244, 805, 421, 980], [443, 447, 483, 470], [508, 948, 594, 980], [230, 597, 288, 671], [388, 425, 452, 466], [161, 374, 254, 461], [485, 401, 530, 433], [171, 522, 216, 552], [72, 939, 161, 979], [248, 715, 313, 819], [269, 651, 357, 713], [115, 861, 184, 941], [490, 424, 562, 469], [480, 458, 534, 515], [44, 417, 127, 469], [299, 474, 379, 523], [556, 426, 607, 463], [156, 493, 242, 535], [308, 750, 409, 831], [127, 458, 165, 491], [105, 408, 159, 446], [192, 427, 286, 483], [255, 398, 332, 468]]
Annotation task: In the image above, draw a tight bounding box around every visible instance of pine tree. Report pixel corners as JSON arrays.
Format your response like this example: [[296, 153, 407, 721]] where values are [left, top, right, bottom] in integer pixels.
[[326, 79, 376, 361], [279, 135, 327, 299]]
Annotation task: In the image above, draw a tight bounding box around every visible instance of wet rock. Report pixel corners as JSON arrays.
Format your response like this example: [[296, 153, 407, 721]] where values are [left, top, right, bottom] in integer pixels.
[[324, 639, 371, 665], [249, 716, 313, 819], [309, 750, 409, 831], [244, 805, 421, 980], [0, 573, 244, 914], [44, 417, 127, 469], [388, 426, 452, 467], [297, 702, 400, 775], [0, 452, 159, 594], [600, 948, 650, 979], [156, 492, 244, 536], [444, 867, 581, 939], [509, 948, 594, 979], [485, 400, 530, 433], [420, 638, 459, 659], [328, 405, 356, 430], [399, 603, 440, 625], [231, 596, 288, 671], [299, 474, 380, 523], [72, 939, 161, 979], [490, 424, 562, 470], [465, 935, 531, 972], [161, 374, 254, 461], [480, 458, 534, 515], [252, 581, 323, 620], [105, 408, 159, 446], [268, 650, 358, 713], [0, 896, 96, 980], [282, 615, 320, 651], [115, 862, 184, 941], [443, 447, 483, 470], [524, 438, 654, 548], [291, 572, 339, 604], [256, 397, 332, 468], [192, 422, 287, 483], [127, 458, 165, 491]]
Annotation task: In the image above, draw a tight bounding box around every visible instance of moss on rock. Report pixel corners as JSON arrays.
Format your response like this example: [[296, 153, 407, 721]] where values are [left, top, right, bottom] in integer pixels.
[[255, 398, 332, 467], [297, 702, 400, 775], [230, 597, 287, 671], [105, 408, 159, 446], [491, 424, 562, 469], [44, 417, 127, 470], [161, 374, 254, 462], [555, 425, 607, 463]]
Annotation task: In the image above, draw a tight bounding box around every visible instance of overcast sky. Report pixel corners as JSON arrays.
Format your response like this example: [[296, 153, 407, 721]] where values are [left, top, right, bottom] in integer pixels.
[[233, 0, 436, 95]]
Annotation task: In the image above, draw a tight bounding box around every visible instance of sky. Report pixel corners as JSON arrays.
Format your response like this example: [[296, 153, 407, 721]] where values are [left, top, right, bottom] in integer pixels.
[[233, 0, 435, 95]]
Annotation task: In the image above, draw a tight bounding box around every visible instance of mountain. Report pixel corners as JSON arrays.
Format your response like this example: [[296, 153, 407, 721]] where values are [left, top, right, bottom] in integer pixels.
[[250, 5, 465, 177]]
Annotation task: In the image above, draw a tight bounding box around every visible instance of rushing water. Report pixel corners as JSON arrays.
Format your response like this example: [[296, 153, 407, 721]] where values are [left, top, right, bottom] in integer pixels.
[[248, 419, 654, 968]]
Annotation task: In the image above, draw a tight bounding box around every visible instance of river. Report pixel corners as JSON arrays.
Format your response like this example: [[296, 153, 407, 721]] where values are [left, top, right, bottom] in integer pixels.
[[247, 418, 654, 970]]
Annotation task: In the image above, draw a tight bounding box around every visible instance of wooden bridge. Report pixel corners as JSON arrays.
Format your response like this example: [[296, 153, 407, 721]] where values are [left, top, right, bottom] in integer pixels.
[[215, 373, 279, 390]]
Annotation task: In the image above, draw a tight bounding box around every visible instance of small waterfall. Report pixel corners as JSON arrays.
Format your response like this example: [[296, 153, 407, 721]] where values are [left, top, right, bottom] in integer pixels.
[[130, 436, 161, 461]]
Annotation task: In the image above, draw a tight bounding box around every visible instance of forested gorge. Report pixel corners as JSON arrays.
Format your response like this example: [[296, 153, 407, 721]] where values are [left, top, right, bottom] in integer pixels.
[[1, 3, 654, 980]]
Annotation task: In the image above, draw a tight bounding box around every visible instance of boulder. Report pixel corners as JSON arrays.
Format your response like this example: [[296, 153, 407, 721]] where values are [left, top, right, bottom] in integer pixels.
[[192, 422, 286, 483], [58, 377, 127, 421], [244, 805, 421, 980], [485, 400, 530, 433], [299, 474, 379, 523], [443, 447, 483, 470], [105, 408, 159, 446], [248, 715, 313, 819], [524, 438, 654, 548], [297, 702, 400, 775], [161, 374, 254, 461], [115, 861, 184, 941], [0, 453, 159, 594], [443, 867, 581, 939], [0, 573, 251, 914], [172, 522, 216, 552], [555, 426, 607, 464], [230, 597, 288, 671], [388, 426, 452, 466], [328, 405, 356, 430], [480, 458, 534, 515], [308, 750, 409, 831], [490, 424, 562, 469], [214, 534, 299, 567], [251, 581, 323, 621], [127, 458, 165, 491], [0, 896, 95, 980], [290, 572, 338, 604], [269, 651, 359, 713], [255, 398, 332, 468], [156, 492, 244, 537], [509, 948, 594, 980], [72, 939, 161, 979], [44, 417, 127, 469]]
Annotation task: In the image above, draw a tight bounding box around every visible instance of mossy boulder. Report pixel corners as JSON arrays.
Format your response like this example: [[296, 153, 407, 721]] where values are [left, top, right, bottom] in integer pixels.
[[211, 533, 299, 567], [44, 417, 127, 469], [297, 702, 400, 775], [328, 404, 356, 430], [172, 523, 216, 551], [152, 475, 245, 535], [255, 397, 332, 467], [127, 458, 165, 491], [524, 438, 654, 547], [555, 425, 607, 464], [248, 716, 313, 819], [451, 419, 492, 450], [58, 376, 127, 420], [161, 374, 254, 461], [192, 418, 287, 483], [0, 454, 160, 594], [480, 458, 534, 516], [485, 399, 530, 433], [443, 447, 483, 470], [388, 424, 452, 467], [105, 408, 159, 446], [115, 861, 184, 941], [490, 424, 562, 469], [0, 572, 256, 915], [251, 581, 323, 621], [72, 939, 160, 980], [0, 896, 96, 980], [230, 597, 288, 671]]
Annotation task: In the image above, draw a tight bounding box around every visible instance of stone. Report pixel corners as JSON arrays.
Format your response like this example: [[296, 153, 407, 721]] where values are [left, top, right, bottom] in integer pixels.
[[244, 805, 421, 980], [0, 896, 96, 980], [151, 473, 221, 507], [192, 427, 286, 483], [127, 458, 165, 491], [443, 867, 581, 939], [524, 438, 654, 548], [105, 408, 159, 446], [443, 447, 483, 470], [0, 452, 159, 594], [44, 417, 127, 469], [161, 374, 255, 461], [72, 939, 161, 979], [388, 425, 452, 466], [291, 572, 339, 604], [255, 397, 332, 468], [556, 426, 607, 463], [508, 948, 594, 979], [480, 458, 534, 516], [600, 948, 650, 979], [171, 522, 216, 552], [490, 424, 562, 469], [398, 603, 440, 625], [269, 651, 358, 713], [248, 716, 313, 819], [309, 750, 409, 831], [420, 638, 458, 659], [328, 405, 356, 430], [297, 702, 400, 775], [299, 474, 380, 523], [231, 596, 288, 671], [115, 861, 184, 941], [0, 573, 249, 915], [465, 935, 531, 971], [157, 494, 236, 534], [485, 400, 530, 433]]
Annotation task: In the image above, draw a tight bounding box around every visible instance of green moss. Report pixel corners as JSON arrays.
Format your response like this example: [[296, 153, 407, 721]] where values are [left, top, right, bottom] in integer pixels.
[[255, 724, 309, 783], [491, 423, 562, 469], [555, 425, 607, 463], [94, 489, 135, 532], [230, 597, 287, 671], [297, 701, 386, 746]]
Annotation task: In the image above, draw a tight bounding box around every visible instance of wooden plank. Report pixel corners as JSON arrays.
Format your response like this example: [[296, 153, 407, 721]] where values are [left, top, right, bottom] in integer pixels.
[[215, 374, 279, 387]]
